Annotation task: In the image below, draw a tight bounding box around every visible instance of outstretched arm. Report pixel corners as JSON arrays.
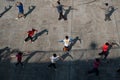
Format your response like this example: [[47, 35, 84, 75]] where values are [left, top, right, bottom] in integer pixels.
[[52, 4, 56, 8], [59, 57, 64, 61], [58, 40, 64, 42]]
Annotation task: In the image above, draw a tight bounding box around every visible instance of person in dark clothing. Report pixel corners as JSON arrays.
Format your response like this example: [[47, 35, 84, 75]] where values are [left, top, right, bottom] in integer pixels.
[[10, 52, 24, 67], [52, 1, 67, 20], [88, 58, 100, 76], [15, 52, 23, 66]]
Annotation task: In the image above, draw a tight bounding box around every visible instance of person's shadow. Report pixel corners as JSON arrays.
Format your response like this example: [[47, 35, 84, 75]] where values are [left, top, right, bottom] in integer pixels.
[[68, 36, 81, 51], [24, 5, 36, 18], [32, 29, 48, 41], [0, 47, 11, 62], [0, 5, 12, 18], [105, 6, 118, 21], [61, 52, 73, 60], [64, 6, 77, 20]]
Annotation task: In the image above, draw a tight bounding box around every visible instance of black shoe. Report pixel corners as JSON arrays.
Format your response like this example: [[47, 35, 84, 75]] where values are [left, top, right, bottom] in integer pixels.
[[58, 18, 62, 20]]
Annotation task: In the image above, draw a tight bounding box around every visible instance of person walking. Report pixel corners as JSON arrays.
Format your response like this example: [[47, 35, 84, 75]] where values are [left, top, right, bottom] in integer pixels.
[[52, 0, 67, 20], [11, 52, 24, 67], [88, 58, 100, 76], [24, 28, 38, 43], [99, 42, 109, 59], [15, 2, 25, 19], [48, 53, 63, 71]]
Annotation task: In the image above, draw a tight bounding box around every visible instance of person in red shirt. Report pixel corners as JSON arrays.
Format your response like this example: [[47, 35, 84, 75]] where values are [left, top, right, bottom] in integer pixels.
[[99, 42, 109, 59], [15, 52, 23, 66], [24, 28, 38, 42], [88, 58, 100, 76]]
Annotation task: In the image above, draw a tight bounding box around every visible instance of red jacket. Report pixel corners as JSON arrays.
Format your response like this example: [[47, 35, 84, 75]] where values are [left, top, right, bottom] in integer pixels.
[[102, 44, 109, 52]]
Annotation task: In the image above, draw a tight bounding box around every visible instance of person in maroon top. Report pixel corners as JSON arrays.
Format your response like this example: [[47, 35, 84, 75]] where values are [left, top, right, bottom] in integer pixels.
[[24, 28, 38, 42], [88, 58, 100, 76], [15, 52, 23, 66]]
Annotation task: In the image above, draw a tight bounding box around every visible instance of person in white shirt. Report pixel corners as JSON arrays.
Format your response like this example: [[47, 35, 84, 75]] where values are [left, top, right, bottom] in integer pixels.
[[59, 36, 73, 51], [48, 54, 63, 70]]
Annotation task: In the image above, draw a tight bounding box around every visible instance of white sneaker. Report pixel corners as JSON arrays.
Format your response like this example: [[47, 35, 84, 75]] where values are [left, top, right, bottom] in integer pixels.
[[24, 41, 26, 43], [15, 18, 18, 20]]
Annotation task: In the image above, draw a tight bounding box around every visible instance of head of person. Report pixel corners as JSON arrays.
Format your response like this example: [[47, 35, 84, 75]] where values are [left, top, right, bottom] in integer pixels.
[[65, 36, 69, 39], [105, 3, 108, 6], [16, 2, 22, 6], [57, 1, 61, 5], [32, 28, 36, 31], [53, 53, 57, 57], [105, 42, 109, 46], [95, 58, 100, 62], [18, 52, 23, 56]]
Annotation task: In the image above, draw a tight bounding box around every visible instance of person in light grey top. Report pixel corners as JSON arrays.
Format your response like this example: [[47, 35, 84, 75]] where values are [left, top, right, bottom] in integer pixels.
[[100, 3, 115, 21], [52, 0, 67, 20]]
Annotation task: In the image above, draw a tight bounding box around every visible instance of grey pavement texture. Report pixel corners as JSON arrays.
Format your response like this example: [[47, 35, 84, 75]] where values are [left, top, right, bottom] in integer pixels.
[[0, 0, 120, 80]]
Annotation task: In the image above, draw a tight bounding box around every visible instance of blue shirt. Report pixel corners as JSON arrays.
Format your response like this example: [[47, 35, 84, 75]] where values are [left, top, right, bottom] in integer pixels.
[[17, 4, 24, 13]]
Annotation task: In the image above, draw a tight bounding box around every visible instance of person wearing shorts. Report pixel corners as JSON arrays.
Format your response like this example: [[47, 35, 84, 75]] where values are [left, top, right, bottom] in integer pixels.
[[16, 2, 25, 19]]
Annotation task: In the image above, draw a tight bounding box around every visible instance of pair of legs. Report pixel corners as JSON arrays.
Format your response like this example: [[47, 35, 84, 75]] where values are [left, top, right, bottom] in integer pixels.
[[48, 63, 56, 69], [105, 14, 111, 21], [99, 51, 108, 59], [63, 46, 69, 51], [58, 12, 67, 20], [25, 36, 34, 42], [16, 61, 23, 66], [18, 12, 25, 19], [88, 68, 99, 76]]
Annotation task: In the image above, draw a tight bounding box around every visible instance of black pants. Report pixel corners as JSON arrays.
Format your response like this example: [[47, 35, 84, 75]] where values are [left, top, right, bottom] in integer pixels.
[[48, 63, 56, 69], [88, 68, 99, 76], [58, 12, 66, 20], [105, 14, 111, 21], [99, 51, 108, 59], [25, 36, 33, 42], [16, 61, 23, 66]]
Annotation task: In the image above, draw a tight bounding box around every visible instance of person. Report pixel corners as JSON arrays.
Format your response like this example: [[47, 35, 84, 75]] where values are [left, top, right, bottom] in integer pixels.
[[15, 2, 25, 19], [99, 42, 109, 59], [52, 0, 67, 20], [24, 28, 38, 43], [100, 3, 112, 21], [59, 36, 73, 52], [88, 58, 100, 76], [11, 52, 24, 67], [48, 53, 63, 71]]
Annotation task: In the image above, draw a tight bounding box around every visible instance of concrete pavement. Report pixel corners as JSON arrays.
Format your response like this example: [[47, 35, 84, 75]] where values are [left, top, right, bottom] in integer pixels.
[[0, 0, 120, 80]]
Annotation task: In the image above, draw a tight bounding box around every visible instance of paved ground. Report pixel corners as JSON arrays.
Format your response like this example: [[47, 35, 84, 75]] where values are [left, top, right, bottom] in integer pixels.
[[0, 0, 120, 80]]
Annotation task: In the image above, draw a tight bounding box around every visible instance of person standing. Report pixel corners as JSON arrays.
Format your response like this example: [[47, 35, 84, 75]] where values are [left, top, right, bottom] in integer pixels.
[[16, 2, 25, 19], [52, 0, 67, 20], [100, 3, 112, 21], [24, 28, 38, 43], [88, 58, 100, 76], [59, 36, 73, 52], [48, 53, 63, 71]]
